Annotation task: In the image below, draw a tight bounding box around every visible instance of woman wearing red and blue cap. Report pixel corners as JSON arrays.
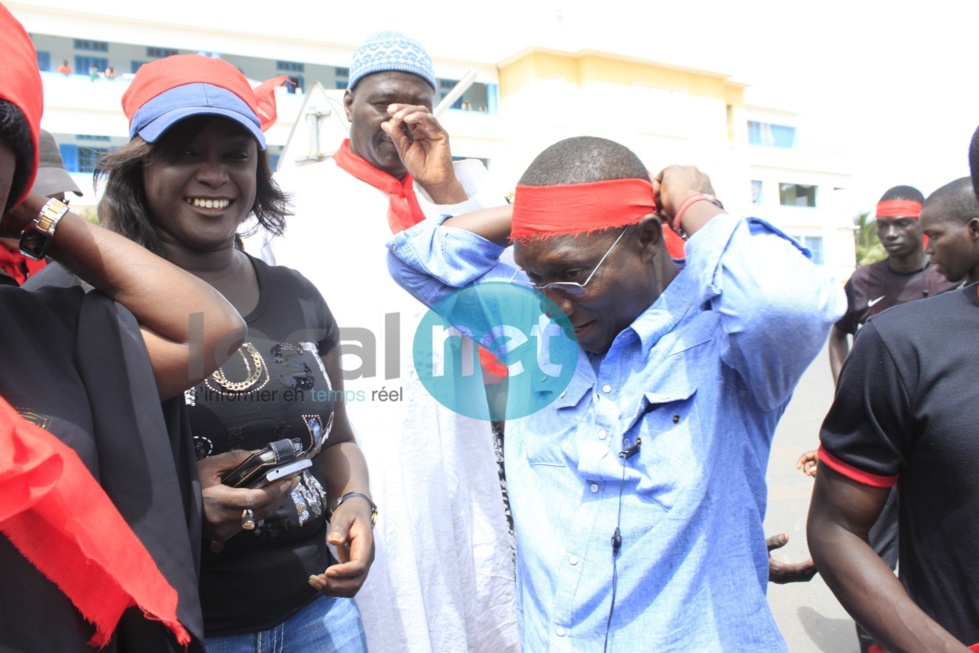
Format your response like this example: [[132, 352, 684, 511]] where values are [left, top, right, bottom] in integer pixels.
[[0, 4, 248, 651], [95, 54, 374, 652]]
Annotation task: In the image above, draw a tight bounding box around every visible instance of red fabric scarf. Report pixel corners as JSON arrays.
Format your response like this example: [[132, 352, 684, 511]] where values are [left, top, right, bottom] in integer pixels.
[[876, 200, 921, 219], [510, 179, 657, 242], [0, 244, 47, 285], [0, 395, 189, 648], [332, 139, 506, 381], [333, 139, 427, 235]]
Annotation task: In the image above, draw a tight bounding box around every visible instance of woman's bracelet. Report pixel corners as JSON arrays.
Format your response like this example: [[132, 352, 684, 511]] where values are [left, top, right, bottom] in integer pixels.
[[330, 491, 378, 528], [671, 194, 724, 233]]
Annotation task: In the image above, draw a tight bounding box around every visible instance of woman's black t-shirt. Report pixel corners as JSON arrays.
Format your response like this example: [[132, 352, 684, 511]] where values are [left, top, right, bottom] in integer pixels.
[[192, 256, 341, 636]]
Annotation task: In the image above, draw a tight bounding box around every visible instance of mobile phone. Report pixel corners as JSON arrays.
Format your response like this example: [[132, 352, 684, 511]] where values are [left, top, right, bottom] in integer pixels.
[[221, 438, 304, 488], [263, 458, 313, 485]]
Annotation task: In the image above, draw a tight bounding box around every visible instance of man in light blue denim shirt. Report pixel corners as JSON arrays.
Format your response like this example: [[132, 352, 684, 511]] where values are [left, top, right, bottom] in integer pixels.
[[387, 137, 845, 651]]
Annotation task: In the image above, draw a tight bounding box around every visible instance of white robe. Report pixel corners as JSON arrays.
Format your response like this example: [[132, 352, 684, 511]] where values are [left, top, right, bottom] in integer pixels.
[[256, 158, 519, 653]]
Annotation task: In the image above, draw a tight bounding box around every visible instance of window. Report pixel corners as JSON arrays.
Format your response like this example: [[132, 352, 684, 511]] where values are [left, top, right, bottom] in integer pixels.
[[77, 146, 109, 173], [131, 60, 147, 74], [77, 134, 110, 141], [74, 39, 108, 52], [277, 60, 304, 73], [146, 47, 178, 58], [805, 236, 824, 265], [779, 183, 817, 208], [792, 235, 824, 265], [36, 50, 51, 71], [334, 67, 349, 78], [751, 180, 763, 205], [438, 79, 462, 108], [748, 121, 796, 148], [75, 56, 108, 74], [60, 144, 78, 172], [268, 148, 282, 172]]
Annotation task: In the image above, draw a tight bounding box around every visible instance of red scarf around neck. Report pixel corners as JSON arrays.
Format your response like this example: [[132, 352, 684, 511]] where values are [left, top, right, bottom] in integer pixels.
[[333, 139, 427, 235], [0, 244, 47, 285], [0, 396, 189, 648], [332, 140, 507, 382]]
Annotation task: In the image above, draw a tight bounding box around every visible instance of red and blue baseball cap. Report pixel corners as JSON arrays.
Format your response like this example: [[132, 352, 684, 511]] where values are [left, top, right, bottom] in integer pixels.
[[122, 54, 287, 150]]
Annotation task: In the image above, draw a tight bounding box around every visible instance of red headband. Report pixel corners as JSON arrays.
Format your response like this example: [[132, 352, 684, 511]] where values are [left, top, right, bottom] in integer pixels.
[[510, 179, 657, 241], [0, 4, 43, 207], [122, 55, 285, 132], [876, 199, 922, 218]]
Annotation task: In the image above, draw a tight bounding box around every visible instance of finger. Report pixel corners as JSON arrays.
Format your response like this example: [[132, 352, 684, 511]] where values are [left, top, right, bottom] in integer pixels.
[[323, 559, 368, 580], [380, 118, 413, 153], [795, 450, 816, 468], [332, 540, 351, 565], [210, 477, 296, 518], [327, 522, 349, 548], [309, 568, 368, 597], [765, 532, 789, 551], [197, 448, 261, 481], [388, 103, 432, 118]]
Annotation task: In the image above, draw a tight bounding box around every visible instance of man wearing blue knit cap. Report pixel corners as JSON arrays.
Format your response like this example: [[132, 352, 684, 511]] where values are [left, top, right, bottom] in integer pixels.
[[266, 31, 518, 653]]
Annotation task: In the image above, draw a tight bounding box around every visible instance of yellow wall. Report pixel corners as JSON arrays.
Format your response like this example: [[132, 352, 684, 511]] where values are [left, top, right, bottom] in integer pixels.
[[497, 50, 749, 199]]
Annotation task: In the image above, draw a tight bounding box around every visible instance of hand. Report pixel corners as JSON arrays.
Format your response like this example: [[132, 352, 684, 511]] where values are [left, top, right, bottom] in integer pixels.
[[767, 532, 817, 584], [308, 495, 376, 597], [381, 103, 467, 204], [651, 165, 717, 220], [198, 450, 298, 542], [797, 449, 819, 477]]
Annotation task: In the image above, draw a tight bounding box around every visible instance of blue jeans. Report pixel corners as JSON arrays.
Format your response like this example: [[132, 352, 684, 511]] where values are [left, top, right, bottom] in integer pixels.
[[205, 594, 367, 653]]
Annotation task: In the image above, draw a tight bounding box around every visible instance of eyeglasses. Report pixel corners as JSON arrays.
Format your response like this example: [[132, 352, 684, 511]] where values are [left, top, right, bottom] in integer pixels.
[[511, 227, 629, 298]]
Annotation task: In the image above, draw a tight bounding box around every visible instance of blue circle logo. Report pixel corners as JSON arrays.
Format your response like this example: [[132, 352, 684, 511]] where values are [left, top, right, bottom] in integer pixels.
[[412, 281, 579, 421]]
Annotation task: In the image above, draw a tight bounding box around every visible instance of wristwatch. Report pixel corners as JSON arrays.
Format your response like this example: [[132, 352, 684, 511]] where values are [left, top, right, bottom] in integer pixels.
[[19, 198, 69, 261]]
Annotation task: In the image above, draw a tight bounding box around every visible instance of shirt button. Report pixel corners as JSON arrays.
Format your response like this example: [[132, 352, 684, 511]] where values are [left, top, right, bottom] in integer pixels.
[[673, 414, 680, 423], [569, 555, 579, 565], [602, 384, 612, 393], [590, 483, 599, 493], [390, 244, 398, 251], [556, 627, 566, 637], [559, 390, 567, 398], [598, 430, 608, 440]]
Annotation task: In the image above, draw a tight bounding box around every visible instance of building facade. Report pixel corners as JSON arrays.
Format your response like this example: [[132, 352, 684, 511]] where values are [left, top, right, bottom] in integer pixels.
[[9, 0, 856, 279]]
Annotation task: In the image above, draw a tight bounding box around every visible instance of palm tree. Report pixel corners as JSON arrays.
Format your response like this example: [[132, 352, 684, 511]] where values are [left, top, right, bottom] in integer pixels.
[[853, 211, 886, 266]]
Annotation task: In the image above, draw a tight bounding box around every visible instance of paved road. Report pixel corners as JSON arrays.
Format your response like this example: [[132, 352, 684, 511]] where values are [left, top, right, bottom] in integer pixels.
[[764, 342, 861, 652]]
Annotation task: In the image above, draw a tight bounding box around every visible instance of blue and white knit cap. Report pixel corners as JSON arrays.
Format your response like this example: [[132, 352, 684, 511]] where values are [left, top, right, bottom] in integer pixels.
[[348, 31, 437, 91]]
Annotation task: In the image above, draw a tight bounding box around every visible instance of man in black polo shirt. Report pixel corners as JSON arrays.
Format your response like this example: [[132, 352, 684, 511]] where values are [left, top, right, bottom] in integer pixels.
[[807, 174, 979, 652], [829, 185, 955, 384], [796, 184, 956, 652]]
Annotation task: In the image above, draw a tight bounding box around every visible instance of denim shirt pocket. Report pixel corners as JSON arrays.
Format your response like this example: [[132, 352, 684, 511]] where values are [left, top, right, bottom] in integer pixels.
[[520, 374, 591, 468], [628, 386, 703, 513]]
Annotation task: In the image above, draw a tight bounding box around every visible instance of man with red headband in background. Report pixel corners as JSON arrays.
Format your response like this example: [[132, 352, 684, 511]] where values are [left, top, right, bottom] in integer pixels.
[[385, 135, 845, 650], [807, 171, 979, 652], [795, 184, 955, 653], [253, 31, 518, 653]]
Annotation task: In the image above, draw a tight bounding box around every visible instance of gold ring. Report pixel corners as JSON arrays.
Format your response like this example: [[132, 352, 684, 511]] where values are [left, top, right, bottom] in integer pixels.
[[241, 508, 256, 530]]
